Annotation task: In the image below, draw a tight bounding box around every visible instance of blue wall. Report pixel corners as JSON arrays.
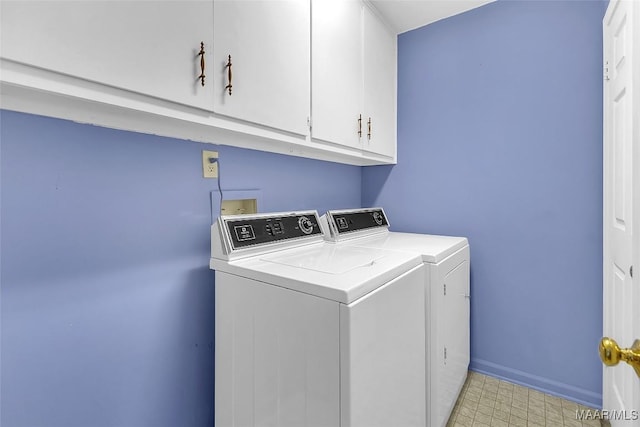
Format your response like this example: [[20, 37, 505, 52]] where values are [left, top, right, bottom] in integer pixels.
[[0, 110, 361, 427], [362, 0, 606, 407], [1, 0, 609, 423]]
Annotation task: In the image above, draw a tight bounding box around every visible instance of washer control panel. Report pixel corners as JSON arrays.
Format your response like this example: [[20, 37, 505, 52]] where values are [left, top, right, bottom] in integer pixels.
[[328, 208, 389, 235], [224, 212, 322, 249]]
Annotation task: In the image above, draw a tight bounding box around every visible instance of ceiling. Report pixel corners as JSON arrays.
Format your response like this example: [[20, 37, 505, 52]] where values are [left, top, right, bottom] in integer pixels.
[[370, 0, 495, 34]]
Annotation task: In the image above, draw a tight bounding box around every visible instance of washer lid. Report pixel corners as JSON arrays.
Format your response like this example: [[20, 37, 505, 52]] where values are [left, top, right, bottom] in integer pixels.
[[211, 243, 422, 304], [261, 244, 386, 274]]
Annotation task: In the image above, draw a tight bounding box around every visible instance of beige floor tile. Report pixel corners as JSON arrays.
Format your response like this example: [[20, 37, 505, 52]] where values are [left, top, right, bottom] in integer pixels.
[[479, 397, 496, 409], [476, 404, 494, 417], [497, 387, 512, 397], [466, 389, 482, 402], [544, 394, 563, 406], [545, 409, 563, 425], [528, 396, 544, 409], [495, 393, 512, 405], [513, 391, 529, 404], [462, 399, 479, 411], [510, 406, 528, 420], [489, 417, 509, 427], [474, 411, 492, 425], [563, 418, 582, 427], [528, 389, 545, 402], [581, 419, 605, 427], [528, 405, 546, 418], [512, 397, 528, 410], [492, 409, 510, 422], [455, 414, 474, 427], [494, 401, 511, 413], [485, 377, 500, 386], [470, 378, 485, 387], [481, 390, 498, 401], [484, 383, 499, 393], [508, 414, 528, 427], [562, 407, 579, 419], [561, 399, 580, 411], [468, 384, 484, 395], [445, 371, 606, 427], [469, 371, 485, 380], [450, 408, 460, 417], [545, 401, 563, 415], [527, 412, 546, 425], [459, 405, 476, 419]]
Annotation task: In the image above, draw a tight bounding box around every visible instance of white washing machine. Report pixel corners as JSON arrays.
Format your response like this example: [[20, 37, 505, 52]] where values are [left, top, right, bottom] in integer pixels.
[[321, 208, 470, 427], [210, 210, 427, 427]]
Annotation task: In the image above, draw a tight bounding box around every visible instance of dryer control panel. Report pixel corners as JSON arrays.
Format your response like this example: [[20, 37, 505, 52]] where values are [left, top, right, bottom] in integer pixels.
[[217, 211, 323, 253], [323, 208, 390, 241]]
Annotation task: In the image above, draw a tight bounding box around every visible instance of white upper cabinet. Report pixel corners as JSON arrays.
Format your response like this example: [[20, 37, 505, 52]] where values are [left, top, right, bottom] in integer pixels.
[[212, 0, 310, 136], [311, 0, 363, 149], [362, 4, 397, 159], [0, 1, 214, 111], [0, 0, 396, 165], [311, 0, 397, 160]]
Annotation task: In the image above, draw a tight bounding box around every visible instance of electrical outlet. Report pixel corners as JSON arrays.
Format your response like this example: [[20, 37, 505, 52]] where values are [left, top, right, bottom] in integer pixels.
[[202, 150, 218, 178]]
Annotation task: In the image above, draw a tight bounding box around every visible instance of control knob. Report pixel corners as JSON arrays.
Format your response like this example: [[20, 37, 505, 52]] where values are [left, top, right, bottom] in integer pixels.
[[373, 211, 384, 226], [298, 216, 314, 235]]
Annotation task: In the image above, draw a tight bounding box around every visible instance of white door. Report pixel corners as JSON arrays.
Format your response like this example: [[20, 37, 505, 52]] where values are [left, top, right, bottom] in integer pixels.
[[212, 0, 310, 136], [603, 0, 640, 424]]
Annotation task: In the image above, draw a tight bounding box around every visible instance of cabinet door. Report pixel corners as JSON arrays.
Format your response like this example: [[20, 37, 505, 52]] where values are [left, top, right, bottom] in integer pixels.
[[362, 5, 397, 158], [0, 1, 214, 111], [213, 0, 310, 136], [311, 0, 363, 149]]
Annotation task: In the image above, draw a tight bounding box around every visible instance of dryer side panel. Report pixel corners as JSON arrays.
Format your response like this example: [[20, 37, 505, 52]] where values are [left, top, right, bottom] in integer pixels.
[[340, 264, 426, 427], [215, 271, 340, 427], [430, 245, 471, 427]]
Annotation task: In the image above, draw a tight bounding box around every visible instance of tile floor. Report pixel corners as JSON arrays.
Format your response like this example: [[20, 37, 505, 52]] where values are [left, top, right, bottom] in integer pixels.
[[446, 371, 608, 427]]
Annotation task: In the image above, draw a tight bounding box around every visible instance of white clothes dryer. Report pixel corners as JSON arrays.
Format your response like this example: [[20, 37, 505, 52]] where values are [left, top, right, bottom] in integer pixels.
[[321, 208, 470, 427], [210, 210, 427, 427]]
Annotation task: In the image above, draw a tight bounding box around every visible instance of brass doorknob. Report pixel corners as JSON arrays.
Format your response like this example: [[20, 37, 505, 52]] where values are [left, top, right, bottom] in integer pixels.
[[599, 337, 640, 377]]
